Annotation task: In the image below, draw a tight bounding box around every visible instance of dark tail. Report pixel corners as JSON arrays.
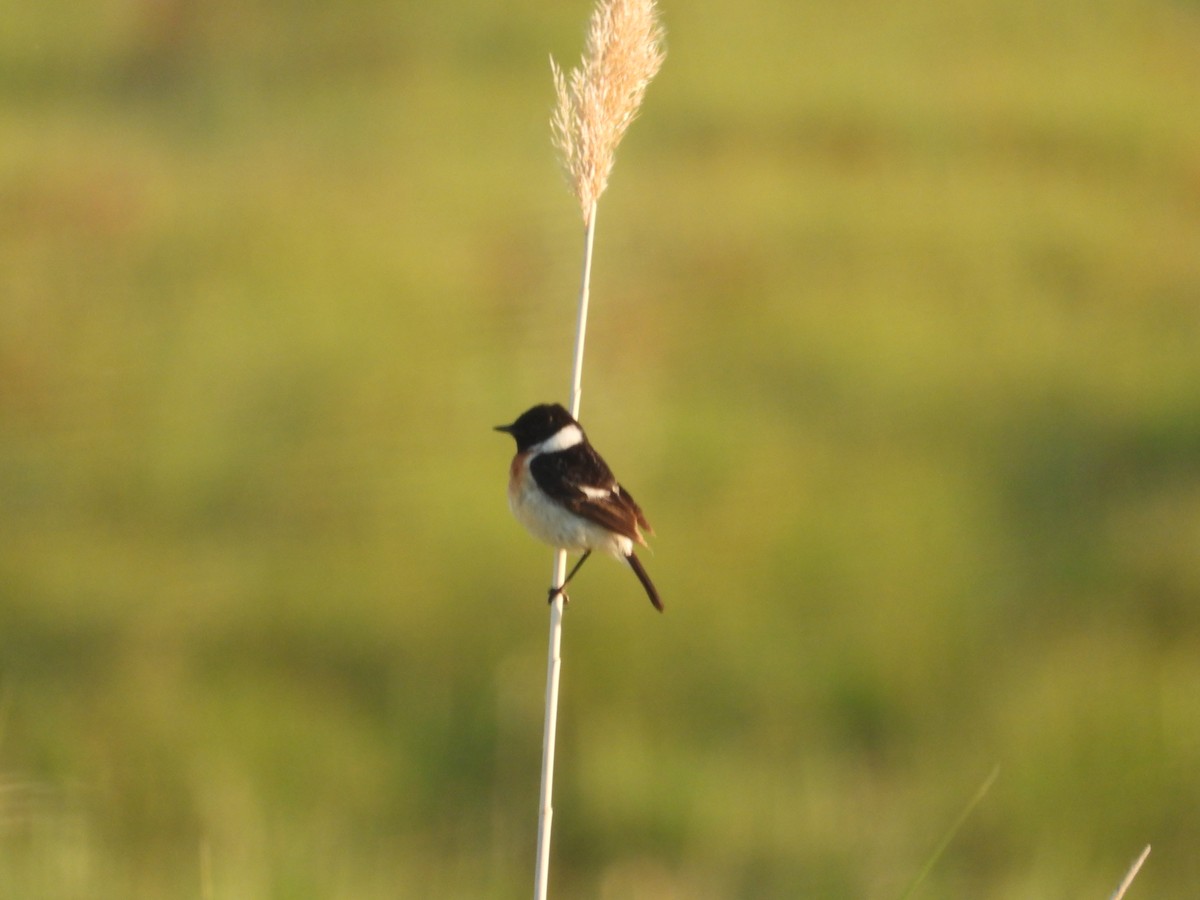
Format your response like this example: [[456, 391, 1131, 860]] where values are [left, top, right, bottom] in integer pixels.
[[626, 552, 663, 612]]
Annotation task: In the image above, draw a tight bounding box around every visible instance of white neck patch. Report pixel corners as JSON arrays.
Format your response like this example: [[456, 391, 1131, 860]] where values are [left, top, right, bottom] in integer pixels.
[[533, 424, 583, 454]]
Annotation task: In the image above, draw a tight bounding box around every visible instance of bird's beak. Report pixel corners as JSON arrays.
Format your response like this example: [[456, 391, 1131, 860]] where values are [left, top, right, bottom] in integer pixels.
[[494, 423, 515, 434]]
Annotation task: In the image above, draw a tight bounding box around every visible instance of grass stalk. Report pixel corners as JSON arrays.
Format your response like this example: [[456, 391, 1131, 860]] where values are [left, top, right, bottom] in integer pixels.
[[1109, 844, 1151, 900], [534, 201, 597, 900], [534, 3, 663, 897], [898, 765, 1000, 900]]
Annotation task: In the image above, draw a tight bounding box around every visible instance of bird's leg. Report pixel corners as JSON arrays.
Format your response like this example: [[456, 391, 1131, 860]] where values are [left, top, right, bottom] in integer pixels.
[[547, 549, 592, 605]]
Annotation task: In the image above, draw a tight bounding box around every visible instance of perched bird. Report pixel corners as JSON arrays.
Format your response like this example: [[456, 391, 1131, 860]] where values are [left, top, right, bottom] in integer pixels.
[[495, 403, 662, 611]]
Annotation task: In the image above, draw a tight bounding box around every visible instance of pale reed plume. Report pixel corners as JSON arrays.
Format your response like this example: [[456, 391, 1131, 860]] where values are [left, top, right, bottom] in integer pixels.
[[551, 0, 665, 224]]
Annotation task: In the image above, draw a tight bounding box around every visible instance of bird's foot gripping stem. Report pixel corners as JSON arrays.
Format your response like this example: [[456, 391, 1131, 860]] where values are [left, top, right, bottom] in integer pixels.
[[546, 549, 591, 607]]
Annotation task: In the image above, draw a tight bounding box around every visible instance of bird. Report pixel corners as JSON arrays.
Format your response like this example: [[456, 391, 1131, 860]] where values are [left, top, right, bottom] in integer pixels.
[[495, 403, 662, 612]]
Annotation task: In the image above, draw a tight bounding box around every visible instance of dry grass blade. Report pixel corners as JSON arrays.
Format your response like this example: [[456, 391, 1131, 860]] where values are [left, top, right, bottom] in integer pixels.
[[1109, 845, 1151, 900], [551, 0, 665, 222]]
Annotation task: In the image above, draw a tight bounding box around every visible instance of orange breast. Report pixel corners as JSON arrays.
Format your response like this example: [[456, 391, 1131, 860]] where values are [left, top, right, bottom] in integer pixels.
[[508, 451, 529, 498]]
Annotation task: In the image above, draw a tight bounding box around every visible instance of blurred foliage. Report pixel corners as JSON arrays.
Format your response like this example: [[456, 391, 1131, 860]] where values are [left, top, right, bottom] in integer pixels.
[[1, 0, 1199, 896]]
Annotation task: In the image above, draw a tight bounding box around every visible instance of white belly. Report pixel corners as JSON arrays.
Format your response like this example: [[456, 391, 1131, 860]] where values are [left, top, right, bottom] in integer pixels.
[[508, 463, 631, 557]]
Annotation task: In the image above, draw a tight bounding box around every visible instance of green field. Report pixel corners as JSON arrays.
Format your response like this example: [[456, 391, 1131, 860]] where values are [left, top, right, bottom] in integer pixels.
[[2, 0, 1198, 896]]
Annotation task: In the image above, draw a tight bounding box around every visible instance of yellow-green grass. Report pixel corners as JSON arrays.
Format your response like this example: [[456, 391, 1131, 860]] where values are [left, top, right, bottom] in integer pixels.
[[1, 0, 1197, 896]]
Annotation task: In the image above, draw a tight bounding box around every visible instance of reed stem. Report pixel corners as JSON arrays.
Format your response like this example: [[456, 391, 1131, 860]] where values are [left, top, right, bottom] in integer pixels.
[[533, 1, 661, 892], [534, 202, 598, 900]]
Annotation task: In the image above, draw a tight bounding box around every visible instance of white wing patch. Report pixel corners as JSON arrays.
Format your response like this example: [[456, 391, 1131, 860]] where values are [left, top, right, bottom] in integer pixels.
[[580, 485, 612, 500]]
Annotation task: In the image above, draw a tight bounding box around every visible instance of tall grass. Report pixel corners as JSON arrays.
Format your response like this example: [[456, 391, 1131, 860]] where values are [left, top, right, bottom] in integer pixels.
[[535, 2, 663, 897]]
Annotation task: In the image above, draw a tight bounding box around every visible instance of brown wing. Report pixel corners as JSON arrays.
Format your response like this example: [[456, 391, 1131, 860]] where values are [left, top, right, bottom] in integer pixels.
[[530, 444, 650, 545], [613, 484, 652, 534]]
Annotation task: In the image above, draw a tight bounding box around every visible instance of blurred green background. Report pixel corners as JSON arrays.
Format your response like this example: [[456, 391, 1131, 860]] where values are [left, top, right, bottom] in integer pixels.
[[2, 0, 1198, 896]]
